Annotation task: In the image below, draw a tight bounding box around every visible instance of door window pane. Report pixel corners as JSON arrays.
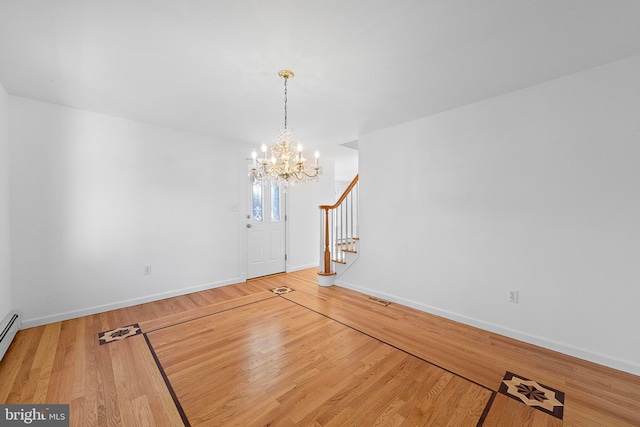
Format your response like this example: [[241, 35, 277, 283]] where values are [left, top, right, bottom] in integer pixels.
[[271, 182, 281, 222], [252, 180, 263, 222]]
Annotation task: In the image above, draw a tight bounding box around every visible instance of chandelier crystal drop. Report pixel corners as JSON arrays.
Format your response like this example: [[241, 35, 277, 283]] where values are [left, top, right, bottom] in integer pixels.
[[251, 70, 321, 185]]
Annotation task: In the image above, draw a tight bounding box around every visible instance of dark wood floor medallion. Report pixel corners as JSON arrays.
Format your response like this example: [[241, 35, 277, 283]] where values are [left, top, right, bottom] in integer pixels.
[[499, 371, 564, 419], [269, 286, 294, 295], [98, 323, 142, 345]]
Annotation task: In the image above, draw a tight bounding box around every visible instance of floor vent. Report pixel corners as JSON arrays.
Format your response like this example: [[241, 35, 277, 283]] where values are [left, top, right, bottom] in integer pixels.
[[367, 297, 391, 306], [0, 311, 21, 362]]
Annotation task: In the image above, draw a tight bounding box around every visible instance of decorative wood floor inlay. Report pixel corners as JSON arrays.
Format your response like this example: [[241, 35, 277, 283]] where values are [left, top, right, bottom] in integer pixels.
[[98, 323, 142, 345], [498, 371, 565, 419], [269, 286, 294, 295], [146, 297, 492, 425]]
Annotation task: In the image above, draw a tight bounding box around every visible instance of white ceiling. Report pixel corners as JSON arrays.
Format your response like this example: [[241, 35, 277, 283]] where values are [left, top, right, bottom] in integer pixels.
[[1, 0, 640, 160]]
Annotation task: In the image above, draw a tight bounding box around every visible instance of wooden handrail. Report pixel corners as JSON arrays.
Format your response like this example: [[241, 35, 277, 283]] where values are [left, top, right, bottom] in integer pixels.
[[319, 174, 359, 210], [318, 174, 359, 275]]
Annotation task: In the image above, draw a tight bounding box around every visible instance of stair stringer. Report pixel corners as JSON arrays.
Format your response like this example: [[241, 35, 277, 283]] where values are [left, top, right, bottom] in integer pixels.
[[333, 240, 360, 278], [318, 239, 359, 287]]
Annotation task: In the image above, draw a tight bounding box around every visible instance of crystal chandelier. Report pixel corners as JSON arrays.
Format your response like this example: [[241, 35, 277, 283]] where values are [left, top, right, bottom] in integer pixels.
[[251, 70, 321, 184]]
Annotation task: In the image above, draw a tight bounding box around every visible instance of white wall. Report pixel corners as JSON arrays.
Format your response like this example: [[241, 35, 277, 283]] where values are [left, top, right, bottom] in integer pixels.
[[286, 161, 335, 272], [9, 97, 244, 326], [340, 54, 640, 375], [0, 83, 11, 321]]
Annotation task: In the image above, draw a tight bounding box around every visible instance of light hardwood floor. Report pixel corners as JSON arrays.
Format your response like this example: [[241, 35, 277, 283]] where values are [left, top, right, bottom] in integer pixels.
[[1, 269, 638, 426]]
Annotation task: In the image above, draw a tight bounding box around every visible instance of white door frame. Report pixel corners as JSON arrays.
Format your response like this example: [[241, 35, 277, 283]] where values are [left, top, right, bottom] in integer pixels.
[[245, 175, 287, 279]]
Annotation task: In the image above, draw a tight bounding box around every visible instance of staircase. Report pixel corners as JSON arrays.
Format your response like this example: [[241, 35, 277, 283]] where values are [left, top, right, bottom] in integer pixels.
[[318, 174, 359, 286]]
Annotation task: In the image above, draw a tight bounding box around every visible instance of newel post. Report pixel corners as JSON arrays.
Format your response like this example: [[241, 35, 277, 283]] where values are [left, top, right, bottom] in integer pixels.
[[322, 207, 331, 273]]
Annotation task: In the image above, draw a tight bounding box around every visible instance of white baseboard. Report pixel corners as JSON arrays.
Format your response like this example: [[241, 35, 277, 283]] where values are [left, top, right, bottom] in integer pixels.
[[21, 276, 244, 329], [287, 262, 319, 273], [335, 278, 640, 377]]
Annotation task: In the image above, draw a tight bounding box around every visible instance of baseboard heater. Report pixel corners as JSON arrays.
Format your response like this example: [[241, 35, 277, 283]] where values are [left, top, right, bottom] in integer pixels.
[[0, 311, 21, 362]]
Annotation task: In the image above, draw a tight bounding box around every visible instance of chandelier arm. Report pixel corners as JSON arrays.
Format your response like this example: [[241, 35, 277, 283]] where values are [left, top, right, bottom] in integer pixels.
[[303, 169, 319, 178]]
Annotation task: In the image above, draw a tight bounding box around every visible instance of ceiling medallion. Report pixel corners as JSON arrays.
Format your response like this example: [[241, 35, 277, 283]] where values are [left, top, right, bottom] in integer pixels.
[[251, 70, 321, 185]]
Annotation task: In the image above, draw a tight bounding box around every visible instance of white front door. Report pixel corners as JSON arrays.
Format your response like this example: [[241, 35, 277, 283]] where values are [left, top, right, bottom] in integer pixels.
[[246, 179, 286, 279]]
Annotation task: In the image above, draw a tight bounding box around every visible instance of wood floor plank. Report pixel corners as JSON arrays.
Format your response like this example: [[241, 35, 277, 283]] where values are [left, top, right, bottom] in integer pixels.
[[77, 317, 99, 427], [46, 318, 78, 403], [0, 328, 38, 402], [6, 327, 45, 403], [483, 393, 518, 426], [31, 322, 62, 403], [109, 336, 183, 427], [444, 380, 491, 426], [94, 335, 121, 427]]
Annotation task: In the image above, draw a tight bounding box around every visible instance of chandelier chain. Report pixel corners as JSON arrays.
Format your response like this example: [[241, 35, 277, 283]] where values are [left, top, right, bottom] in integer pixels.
[[283, 76, 288, 129]]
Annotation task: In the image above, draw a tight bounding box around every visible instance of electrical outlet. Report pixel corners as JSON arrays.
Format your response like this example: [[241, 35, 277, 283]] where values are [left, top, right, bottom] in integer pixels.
[[507, 289, 518, 303], [144, 265, 152, 275]]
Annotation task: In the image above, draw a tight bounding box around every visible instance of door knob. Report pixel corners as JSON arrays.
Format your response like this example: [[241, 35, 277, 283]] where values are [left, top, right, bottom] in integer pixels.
[[246, 224, 252, 228]]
